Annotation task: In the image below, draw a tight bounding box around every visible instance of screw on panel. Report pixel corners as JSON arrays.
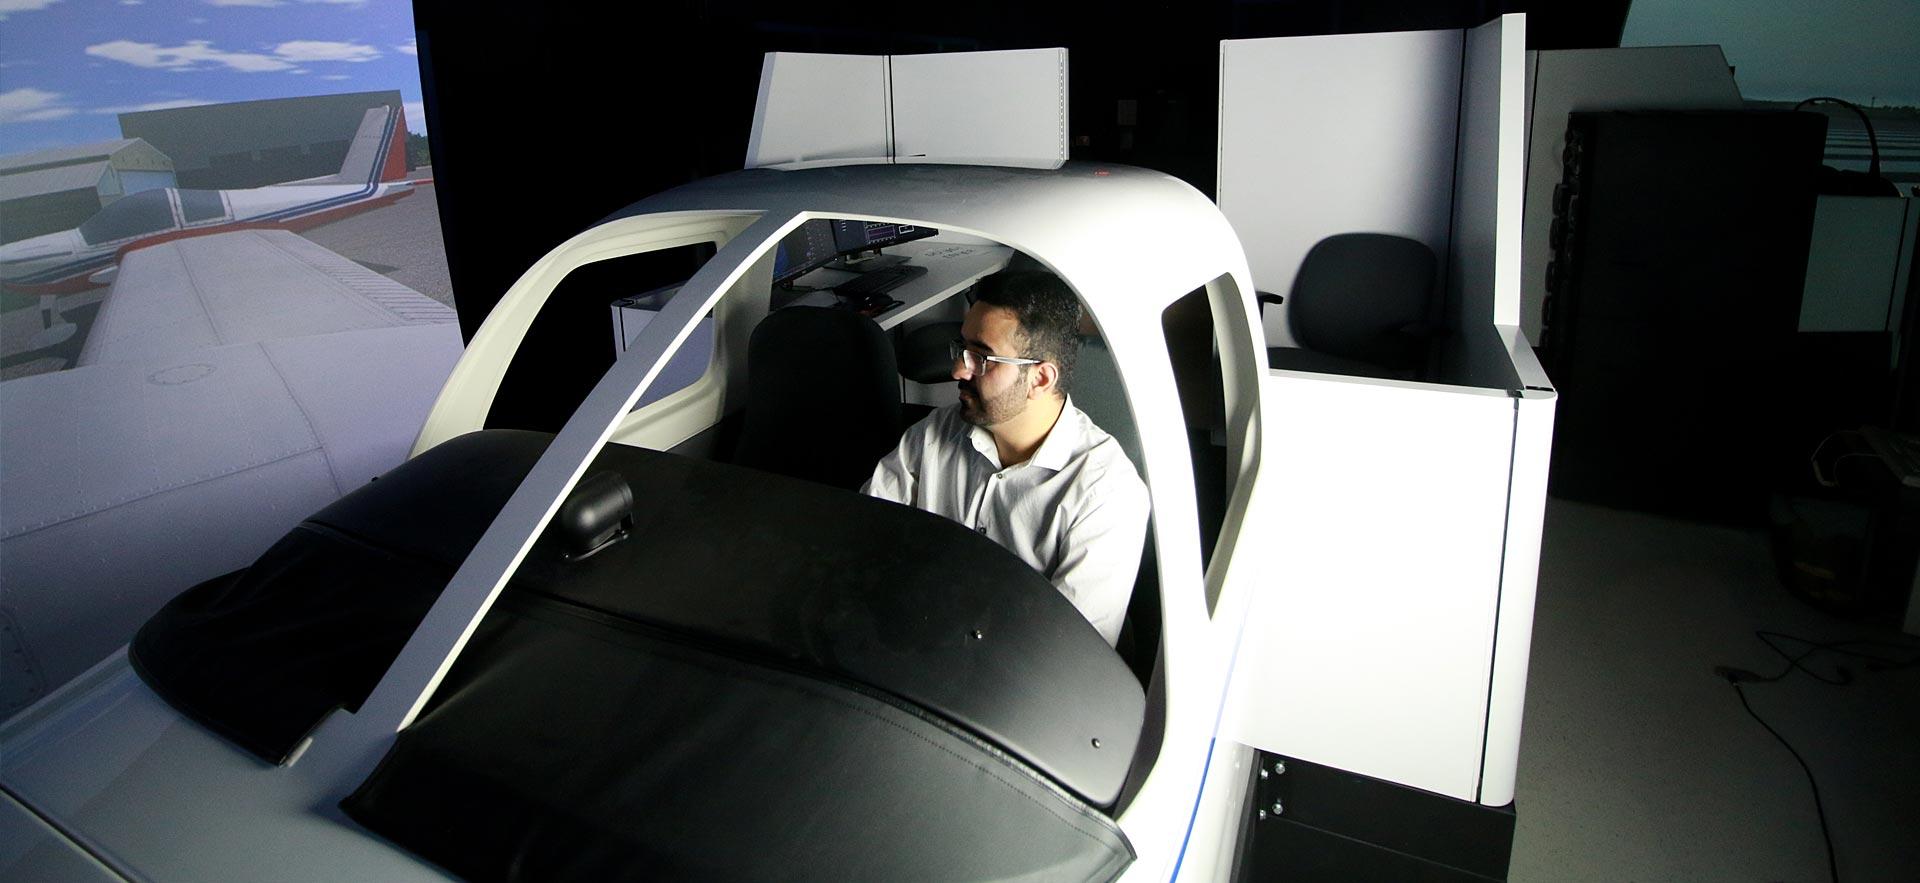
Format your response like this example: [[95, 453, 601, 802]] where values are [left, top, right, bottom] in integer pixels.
[[1273, 760, 1287, 775], [971, 629, 984, 640], [1258, 768, 1269, 780], [1256, 809, 1268, 821], [1091, 738, 1102, 749], [1272, 800, 1284, 816]]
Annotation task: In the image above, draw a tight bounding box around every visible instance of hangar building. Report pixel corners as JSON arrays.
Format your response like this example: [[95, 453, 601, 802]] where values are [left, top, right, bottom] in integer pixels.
[[119, 90, 406, 190]]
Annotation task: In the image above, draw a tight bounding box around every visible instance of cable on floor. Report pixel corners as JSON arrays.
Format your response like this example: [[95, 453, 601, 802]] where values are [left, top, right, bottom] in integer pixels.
[[1713, 630, 1920, 883]]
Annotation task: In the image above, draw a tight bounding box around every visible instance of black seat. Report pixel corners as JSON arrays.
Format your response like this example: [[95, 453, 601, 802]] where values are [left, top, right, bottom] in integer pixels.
[[733, 306, 901, 489], [1263, 233, 1440, 380]]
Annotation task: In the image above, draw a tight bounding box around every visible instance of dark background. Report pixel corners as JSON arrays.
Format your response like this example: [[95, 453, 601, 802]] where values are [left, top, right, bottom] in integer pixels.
[[411, 1, 1630, 341]]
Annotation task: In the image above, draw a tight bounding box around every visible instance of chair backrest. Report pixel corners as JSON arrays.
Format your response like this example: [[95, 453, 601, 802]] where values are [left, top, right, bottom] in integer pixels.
[[1070, 336, 1143, 476], [1288, 233, 1438, 370], [733, 307, 902, 489]]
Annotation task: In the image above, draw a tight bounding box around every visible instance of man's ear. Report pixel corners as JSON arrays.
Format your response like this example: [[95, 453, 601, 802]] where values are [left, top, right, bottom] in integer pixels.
[[1028, 361, 1061, 399]]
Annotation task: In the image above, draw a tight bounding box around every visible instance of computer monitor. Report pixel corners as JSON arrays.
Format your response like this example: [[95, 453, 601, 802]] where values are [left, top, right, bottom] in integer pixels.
[[832, 219, 936, 257], [770, 219, 838, 286]]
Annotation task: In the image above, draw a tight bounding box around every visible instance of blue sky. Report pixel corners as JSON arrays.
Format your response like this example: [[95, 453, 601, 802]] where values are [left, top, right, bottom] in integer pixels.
[[0, 0, 428, 155]]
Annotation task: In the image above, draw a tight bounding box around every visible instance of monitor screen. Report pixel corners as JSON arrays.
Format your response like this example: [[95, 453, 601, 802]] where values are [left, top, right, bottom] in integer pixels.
[[832, 219, 937, 255], [770, 219, 838, 286]]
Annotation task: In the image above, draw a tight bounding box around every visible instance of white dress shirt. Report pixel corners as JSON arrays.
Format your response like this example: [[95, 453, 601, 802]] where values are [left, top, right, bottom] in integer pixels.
[[862, 398, 1150, 646]]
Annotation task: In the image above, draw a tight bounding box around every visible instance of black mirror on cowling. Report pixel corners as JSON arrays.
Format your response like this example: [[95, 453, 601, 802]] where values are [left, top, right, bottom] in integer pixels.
[[556, 470, 634, 560]]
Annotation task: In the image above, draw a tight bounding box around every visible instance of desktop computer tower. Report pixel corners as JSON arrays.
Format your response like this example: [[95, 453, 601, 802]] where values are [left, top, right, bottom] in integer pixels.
[[1541, 110, 1827, 522]]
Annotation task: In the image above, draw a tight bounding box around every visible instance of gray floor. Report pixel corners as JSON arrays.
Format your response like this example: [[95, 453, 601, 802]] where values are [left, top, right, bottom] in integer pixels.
[[1509, 500, 1920, 883]]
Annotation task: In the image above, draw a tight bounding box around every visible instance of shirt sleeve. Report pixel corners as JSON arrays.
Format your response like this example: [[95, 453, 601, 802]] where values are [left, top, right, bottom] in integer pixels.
[[1048, 469, 1151, 647], [861, 413, 929, 506]]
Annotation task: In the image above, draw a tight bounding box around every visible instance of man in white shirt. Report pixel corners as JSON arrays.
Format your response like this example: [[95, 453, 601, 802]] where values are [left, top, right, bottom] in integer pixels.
[[863, 271, 1150, 646]]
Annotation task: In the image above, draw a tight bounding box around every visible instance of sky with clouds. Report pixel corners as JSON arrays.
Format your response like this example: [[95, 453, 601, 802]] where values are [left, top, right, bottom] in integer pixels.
[[0, 0, 428, 155]]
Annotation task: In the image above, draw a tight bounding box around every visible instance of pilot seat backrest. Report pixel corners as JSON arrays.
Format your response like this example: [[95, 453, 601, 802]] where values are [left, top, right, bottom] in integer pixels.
[[1267, 232, 1439, 380], [733, 306, 902, 490], [1072, 334, 1160, 684]]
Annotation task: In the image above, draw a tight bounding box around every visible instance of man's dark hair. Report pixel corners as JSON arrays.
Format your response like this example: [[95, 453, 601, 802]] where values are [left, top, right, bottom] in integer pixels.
[[971, 270, 1082, 396]]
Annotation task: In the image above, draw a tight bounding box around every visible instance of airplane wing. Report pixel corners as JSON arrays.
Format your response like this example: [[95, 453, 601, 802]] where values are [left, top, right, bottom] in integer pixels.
[[0, 230, 462, 714], [79, 228, 455, 365]]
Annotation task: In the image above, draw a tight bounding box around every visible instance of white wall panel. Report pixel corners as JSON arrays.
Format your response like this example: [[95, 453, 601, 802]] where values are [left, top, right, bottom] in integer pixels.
[[1445, 14, 1528, 389], [746, 49, 1068, 170], [891, 49, 1068, 167], [1799, 195, 1916, 332], [1224, 373, 1517, 802], [744, 53, 890, 168], [1219, 30, 1463, 347]]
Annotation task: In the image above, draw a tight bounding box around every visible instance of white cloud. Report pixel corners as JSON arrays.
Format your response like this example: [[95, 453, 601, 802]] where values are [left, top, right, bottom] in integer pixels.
[[0, 0, 63, 22], [403, 100, 428, 139], [0, 87, 75, 123], [87, 39, 296, 73], [120, 0, 144, 6], [321, 74, 349, 81], [396, 38, 417, 56], [272, 40, 379, 63], [91, 98, 213, 114]]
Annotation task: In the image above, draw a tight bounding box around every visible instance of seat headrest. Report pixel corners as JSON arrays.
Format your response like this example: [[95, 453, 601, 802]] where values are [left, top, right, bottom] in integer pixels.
[[898, 320, 963, 385], [734, 307, 901, 489]]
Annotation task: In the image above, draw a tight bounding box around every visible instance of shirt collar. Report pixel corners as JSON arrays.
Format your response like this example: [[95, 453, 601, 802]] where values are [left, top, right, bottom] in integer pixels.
[[966, 396, 1081, 473], [1029, 396, 1082, 472]]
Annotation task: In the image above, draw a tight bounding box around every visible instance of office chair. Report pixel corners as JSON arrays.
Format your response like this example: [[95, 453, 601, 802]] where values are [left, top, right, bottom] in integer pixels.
[[1263, 233, 1440, 380], [733, 306, 902, 490]]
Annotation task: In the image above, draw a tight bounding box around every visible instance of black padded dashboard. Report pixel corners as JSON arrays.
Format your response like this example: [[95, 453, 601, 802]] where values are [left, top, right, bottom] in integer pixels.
[[134, 430, 1145, 806]]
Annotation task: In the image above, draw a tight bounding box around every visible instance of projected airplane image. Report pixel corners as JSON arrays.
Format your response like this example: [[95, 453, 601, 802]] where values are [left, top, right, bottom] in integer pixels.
[[0, 106, 416, 297]]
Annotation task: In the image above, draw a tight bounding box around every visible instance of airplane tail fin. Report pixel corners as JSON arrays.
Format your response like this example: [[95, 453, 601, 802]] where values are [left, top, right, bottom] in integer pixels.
[[333, 106, 410, 185]]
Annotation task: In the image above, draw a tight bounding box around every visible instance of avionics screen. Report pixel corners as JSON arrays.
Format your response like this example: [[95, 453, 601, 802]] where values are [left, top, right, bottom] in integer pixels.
[[770, 219, 838, 286], [832, 219, 937, 255]]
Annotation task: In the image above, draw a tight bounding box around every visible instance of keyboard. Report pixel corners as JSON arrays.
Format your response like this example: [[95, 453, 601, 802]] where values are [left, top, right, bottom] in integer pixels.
[[834, 264, 928, 299]]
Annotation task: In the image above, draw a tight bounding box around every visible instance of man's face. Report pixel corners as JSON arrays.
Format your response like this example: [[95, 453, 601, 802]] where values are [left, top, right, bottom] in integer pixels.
[[954, 302, 1031, 427]]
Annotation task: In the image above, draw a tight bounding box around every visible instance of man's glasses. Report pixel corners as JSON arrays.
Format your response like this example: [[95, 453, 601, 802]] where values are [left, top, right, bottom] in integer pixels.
[[950, 341, 1042, 376]]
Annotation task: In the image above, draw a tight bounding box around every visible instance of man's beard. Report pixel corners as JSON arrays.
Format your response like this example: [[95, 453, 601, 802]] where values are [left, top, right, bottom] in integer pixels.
[[958, 372, 1029, 427]]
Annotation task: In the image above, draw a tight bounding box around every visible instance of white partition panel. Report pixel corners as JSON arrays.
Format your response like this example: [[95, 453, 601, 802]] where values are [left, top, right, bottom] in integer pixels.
[[745, 53, 890, 168], [1219, 30, 1463, 347], [1519, 47, 1743, 341], [1446, 14, 1528, 388], [891, 49, 1068, 167], [1224, 374, 1519, 802], [745, 49, 1069, 170]]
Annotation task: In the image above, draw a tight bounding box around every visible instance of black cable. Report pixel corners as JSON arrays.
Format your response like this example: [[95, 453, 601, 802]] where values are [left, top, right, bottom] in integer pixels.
[[1743, 630, 1920, 686], [1728, 680, 1839, 883], [1712, 631, 1920, 883]]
